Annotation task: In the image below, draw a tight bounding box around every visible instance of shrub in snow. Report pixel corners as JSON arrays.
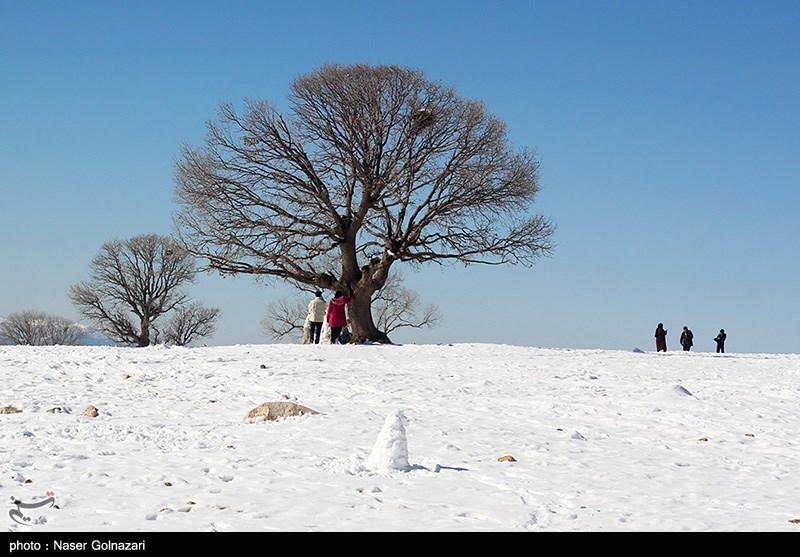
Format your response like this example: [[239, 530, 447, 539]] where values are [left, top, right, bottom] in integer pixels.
[[366, 410, 411, 473]]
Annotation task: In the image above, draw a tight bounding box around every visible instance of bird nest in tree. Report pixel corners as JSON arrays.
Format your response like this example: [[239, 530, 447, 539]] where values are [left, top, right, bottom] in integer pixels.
[[410, 108, 435, 131]]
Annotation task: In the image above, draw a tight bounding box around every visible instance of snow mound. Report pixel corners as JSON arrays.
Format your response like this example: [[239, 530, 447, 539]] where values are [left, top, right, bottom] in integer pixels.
[[366, 410, 411, 473], [648, 384, 696, 402], [670, 384, 694, 397]]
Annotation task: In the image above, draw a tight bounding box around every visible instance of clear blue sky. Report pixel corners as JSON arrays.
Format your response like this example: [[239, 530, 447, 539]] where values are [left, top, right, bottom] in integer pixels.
[[1, 0, 798, 353]]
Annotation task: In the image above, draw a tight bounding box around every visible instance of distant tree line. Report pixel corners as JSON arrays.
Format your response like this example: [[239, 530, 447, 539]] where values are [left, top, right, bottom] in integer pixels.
[[0, 311, 83, 346]]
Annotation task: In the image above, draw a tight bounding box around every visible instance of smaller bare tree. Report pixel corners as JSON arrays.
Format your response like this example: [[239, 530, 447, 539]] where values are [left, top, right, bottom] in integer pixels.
[[372, 272, 442, 334], [261, 297, 308, 341], [70, 234, 220, 347], [163, 303, 221, 346], [0, 311, 84, 346]]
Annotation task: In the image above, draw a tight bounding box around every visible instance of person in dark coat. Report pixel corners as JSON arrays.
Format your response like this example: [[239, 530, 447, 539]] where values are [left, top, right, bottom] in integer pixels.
[[680, 326, 694, 351], [714, 329, 726, 353], [326, 290, 351, 344], [655, 323, 667, 352]]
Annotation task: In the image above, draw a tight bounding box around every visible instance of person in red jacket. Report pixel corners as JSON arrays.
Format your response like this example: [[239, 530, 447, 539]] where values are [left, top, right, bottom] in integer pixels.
[[326, 291, 351, 344]]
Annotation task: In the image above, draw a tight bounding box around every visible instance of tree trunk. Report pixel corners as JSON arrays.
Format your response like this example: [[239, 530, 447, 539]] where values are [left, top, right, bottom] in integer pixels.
[[138, 317, 151, 347], [338, 238, 391, 343], [347, 288, 391, 343]]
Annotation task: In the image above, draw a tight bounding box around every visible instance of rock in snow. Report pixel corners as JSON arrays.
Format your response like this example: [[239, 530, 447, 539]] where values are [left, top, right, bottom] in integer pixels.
[[0, 406, 22, 414], [82, 405, 99, 418], [366, 410, 411, 473], [244, 401, 319, 422]]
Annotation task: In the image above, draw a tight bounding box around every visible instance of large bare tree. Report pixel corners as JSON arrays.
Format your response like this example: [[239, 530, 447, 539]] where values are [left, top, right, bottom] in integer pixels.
[[175, 64, 554, 342], [70, 234, 220, 347], [0, 311, 84, 346]]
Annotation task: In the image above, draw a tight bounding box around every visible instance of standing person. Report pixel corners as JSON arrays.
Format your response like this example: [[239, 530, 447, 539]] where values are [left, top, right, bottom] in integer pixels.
[[680, 326, 694, 351], [714, 329, 726, 353], [306, 291, 327, 344], [655, 323, 668, 352], [326, 291, 351, 344]]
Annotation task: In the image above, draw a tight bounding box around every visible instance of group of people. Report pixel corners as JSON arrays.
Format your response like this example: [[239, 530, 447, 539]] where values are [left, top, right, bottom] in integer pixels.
[[304, 290, 352, 344], [654, 323, 727, 353], [302, 291, 735, 352]]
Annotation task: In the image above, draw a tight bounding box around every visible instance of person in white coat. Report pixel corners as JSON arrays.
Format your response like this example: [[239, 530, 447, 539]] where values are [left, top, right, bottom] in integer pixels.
[[307, 291, 327, 344]]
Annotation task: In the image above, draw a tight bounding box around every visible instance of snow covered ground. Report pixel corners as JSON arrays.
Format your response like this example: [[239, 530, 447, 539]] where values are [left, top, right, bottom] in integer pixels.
[[1, 343, 799, 531]]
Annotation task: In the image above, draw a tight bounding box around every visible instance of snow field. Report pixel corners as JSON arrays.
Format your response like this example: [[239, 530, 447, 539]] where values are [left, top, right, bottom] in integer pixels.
[[1, 344, 799, 531]]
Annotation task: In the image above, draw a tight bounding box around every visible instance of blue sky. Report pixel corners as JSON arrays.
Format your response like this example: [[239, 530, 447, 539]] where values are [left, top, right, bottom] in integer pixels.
[[1, 0, 798, 352]]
